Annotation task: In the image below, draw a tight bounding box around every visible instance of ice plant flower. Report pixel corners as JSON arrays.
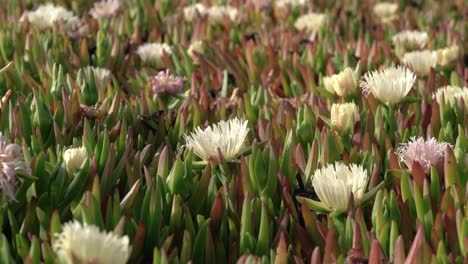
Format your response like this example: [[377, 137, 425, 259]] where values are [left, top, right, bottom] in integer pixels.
[[90, 0, 123, 19], [435, 45, 459, 67], [136, 43, 172, 64], [63, 147, 88, 175], [311, 162, 368, 212], [53, 220, 131, 264], [373, 2, 398, 23], [294, 13, 327, 32], [360, 66, 416, 105], [323, 67, 358, 96], [392, 30, 428, 49], [83, 66, 112, 85], [185, 118, 249, 162], [207, 6, 238, 24], [22, 3, 80, 30], [188, 40, 203, 64], [401, 50, 437, 76], [434, 85, 468, 109], [150, 70, 185, 95], [275, 0, 307, 8], [396, 137, 451, 173], [183, 3, 207, 21], [330, 103, 360, 133], [0, 133, 31, 200]]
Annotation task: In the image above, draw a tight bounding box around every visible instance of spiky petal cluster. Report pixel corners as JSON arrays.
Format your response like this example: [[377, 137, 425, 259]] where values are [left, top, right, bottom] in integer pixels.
[[435, 45, 459, 67], [136, 43, 172, 64], [63, 147, 88, 175], [150, 70, 185, 95], [392, 30, 428, 49], [396, 137, 451, 173], [0, 134, 31, 200], [53, 220, 131, 264], [402, 50, 437, 76], [311, 162, 368, 212], [183, 3, 207, 21], [373, 2, 398, 23], [434, 86, 468, 110], [185, 118, 249, 162], [330, 103, 360, 133], [323, 67, 358, 96], [360, 66, 416, 105], [90, 0, 123, 19], [22, 3, 80, 30], [294, 13, 327, 32], [207, 6, 238, 24]]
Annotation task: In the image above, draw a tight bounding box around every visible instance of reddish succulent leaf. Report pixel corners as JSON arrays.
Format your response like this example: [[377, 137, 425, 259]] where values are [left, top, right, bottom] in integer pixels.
[[310, 247, 321, 264], [393, 235, 406, 264], [210, 188, 225, 233], [369, 239, 386, 264], [411, 161, 426, 192], [323, 228, 337, 264]]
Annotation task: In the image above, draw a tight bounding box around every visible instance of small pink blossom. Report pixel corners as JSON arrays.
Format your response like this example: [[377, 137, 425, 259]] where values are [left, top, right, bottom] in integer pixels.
[[396, 137, 451, 173], [150, 70, 184, 95], [90, 0, 123, 19], [0, 133, 31, 200]]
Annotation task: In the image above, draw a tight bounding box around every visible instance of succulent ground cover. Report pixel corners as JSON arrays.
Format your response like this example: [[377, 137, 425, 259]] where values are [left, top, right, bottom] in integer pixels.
[[0, 0, 466, 263]]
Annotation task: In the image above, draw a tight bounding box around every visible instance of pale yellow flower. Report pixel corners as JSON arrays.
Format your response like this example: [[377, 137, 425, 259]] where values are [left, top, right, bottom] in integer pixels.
[[53, 220, 131, 264], [188, 40, 203, 64], [207, 6, 238, 24], [373, 2, 398, 23], [435, 45, 459, 67], [392, 30, 428, 49], [23, 3, 80, 30], [63, 147, 88, 175], [330, 103, 360, 133], [311, 162, 368, 212], [294, 13, 327, 32], [183, 3, 207, 21], [323, 67, 358, 96], [402, 50, 437, 76], [360, 66, 416, 105], [434, 85, 468, 109], [185, 118, 249, 162], [136, 43, 172, 64]]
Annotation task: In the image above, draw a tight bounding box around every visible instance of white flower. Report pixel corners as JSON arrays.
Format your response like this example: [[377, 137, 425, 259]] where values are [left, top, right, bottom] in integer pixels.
[[401, 50, 437, 76], [0, 133, 31, 200], [53, 220, 131, 264], [311, 162, 368, 212], [323, 67, 358, 96], [275, 0, 307, 9], [207, 6, 238, 24], [90, 0, 123, 19], [434, 85, 468, 109], [360, 66, 416, 105], [22, 4, 80, 30], [183, 3, 207, 21], [188, 40, 203, 64], [83, 66, 112, 84], [392, 30, 428, 49], [396, 137, 451, 173], [185, 118, 249, 162], [136, 43, 172, 64], [435, 45, 459, 67], [294, 13, 327, 32], [373, 2, 398, 23], [63, 147, 88, 175], [330, 103, 360, 133]]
